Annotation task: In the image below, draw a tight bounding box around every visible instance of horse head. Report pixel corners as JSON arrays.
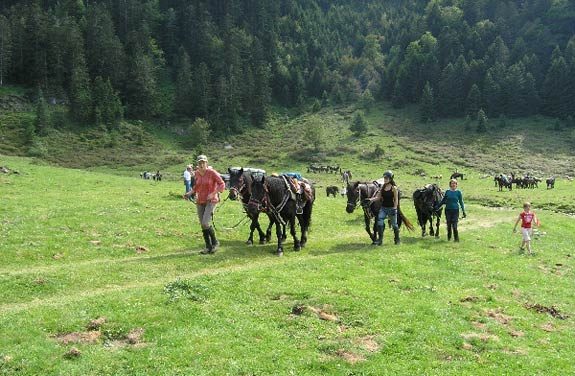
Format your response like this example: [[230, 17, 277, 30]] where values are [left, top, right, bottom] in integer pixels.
[[346, 182, 360, 213], [228, 168, 246, 201], [248, 175, 268, 216]]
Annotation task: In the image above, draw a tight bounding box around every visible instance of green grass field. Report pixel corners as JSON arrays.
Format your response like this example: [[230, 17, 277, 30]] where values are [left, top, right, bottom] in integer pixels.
[[1, 104, 574, 375]]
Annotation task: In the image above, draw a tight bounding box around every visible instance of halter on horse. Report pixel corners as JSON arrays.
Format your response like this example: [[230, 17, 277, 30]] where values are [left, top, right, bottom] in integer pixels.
[[228, 168, 282, 245]]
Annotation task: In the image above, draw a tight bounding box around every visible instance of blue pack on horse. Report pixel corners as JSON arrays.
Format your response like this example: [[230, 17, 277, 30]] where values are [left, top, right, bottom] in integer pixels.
[[228, 168, 282, 245], [413, 184, 444, 237], [248, 175, 315, 256], [345, 181, 413, 245]]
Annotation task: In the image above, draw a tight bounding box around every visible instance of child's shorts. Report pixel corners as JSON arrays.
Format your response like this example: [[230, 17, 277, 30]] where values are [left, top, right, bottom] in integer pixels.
[[521, 228, 532, 241]]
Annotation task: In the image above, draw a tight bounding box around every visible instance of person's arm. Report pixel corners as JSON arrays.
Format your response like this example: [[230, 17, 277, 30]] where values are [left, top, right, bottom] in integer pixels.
[[369, 189, 381, 203], [513, 215, 521, 232], [392, 186, 399, 210], [534, 213, 541, 227], [434, 193, 447, 211], [459, 191, 466, 217], [206, 170, 225, 201]]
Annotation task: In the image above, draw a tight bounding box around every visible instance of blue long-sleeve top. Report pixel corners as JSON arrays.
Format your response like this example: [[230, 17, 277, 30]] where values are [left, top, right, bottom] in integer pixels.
[[438, 189, 465, 211]]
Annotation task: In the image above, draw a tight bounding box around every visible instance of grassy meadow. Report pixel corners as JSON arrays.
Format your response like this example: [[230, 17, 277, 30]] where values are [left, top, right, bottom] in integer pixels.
[[1, 103, 575, 375]]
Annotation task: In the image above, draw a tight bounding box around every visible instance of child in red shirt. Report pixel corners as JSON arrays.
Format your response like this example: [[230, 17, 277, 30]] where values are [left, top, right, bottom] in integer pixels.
[[513, 202, 540, 255]]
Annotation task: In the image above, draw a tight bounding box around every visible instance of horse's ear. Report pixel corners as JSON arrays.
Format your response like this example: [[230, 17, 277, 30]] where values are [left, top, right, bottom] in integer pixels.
[[239, 167, 243, 175], [228, 167, 232, 174]]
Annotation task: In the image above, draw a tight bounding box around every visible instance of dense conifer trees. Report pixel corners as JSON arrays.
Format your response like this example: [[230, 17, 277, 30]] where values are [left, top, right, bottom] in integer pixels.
[[0, 0, 574, 134]]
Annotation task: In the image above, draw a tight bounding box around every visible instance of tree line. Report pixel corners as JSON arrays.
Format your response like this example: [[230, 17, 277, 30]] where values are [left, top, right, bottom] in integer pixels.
[[0, 0, 574, 136]]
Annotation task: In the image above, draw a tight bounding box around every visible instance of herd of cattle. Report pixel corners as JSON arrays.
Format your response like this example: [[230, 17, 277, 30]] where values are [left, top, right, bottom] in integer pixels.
[[494, 173, 556, 191]]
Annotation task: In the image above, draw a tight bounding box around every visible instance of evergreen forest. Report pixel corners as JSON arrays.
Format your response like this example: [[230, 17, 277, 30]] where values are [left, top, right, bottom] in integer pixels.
[[1, 0, 575, 135]]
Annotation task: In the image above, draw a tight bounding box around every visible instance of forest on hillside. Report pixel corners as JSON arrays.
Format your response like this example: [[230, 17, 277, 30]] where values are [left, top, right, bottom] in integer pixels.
[[1, 0, 574, 135]]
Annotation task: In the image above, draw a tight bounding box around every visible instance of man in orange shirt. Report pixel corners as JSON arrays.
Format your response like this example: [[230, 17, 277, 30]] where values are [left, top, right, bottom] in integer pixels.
[[184, 155, 226, 254]]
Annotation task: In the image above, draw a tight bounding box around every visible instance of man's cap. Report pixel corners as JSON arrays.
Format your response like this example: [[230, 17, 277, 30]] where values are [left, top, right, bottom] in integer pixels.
[[197, 155, 208, 162]]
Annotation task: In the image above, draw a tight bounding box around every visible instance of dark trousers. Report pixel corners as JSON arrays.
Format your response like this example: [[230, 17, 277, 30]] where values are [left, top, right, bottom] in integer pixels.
[[445, 209, 459, 241]]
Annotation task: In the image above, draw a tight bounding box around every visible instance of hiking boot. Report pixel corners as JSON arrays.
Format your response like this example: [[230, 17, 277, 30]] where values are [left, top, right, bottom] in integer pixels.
[[393, 229, 400, 245], [207, 227, 219, 252]]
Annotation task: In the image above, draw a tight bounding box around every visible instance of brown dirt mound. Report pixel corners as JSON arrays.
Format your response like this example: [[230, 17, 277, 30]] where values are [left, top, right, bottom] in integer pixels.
[[524, 303, 569, 320]]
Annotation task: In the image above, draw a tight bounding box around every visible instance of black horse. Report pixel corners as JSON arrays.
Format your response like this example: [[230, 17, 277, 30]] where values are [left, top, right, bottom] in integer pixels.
[[346, 181, 413, 244], [228, 168, 281, 245], [248, 175, 315, 256], [326, 185, 339, 197], [413, 184, 444, 237], [546, 177, 555, 189], [494, 174, 513, 191], [450, 172, 464, 180]]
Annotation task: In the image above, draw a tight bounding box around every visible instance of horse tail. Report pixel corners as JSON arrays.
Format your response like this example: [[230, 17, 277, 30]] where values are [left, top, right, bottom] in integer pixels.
[[399, 208, 415, 232], [301, 191, 314, 231]]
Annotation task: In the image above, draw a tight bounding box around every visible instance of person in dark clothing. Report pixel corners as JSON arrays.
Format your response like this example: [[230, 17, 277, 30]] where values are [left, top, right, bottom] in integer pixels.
[[435, 179, 466, 242], [370, 170, 400, 245]]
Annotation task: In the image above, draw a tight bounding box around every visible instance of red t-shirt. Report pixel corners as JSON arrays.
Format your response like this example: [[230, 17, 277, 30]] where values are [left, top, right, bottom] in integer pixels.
[[192, 167, 225, 204], [520, 211, 535, 228]]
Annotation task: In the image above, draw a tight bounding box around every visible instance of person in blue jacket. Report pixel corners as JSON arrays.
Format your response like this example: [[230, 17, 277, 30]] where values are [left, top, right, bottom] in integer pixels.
[[435, 179, 466, 242]]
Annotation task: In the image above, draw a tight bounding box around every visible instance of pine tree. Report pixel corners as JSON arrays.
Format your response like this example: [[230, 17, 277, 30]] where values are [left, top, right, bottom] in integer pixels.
[[541, 56, 570, 117], [477, 108, 487, 133], [34, 88, 49, 135], [420, 81, 435, 122], [360, 89, 375, 111], [188, 117, 211, 149], [466, 84, 481, 117], [350, 111, 368, 136], [305, 115, 325, 151], [0, 15, 11, 86], [193, 62, 211, 119], [174, 47, 193, 117], [69, 53, 93, 124], [251, 63, 271, 127], [93, 76, 123, 128], [483, 71, 501, 117]]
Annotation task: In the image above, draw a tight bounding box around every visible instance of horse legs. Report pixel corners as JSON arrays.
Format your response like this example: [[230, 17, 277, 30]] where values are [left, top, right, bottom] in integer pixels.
[[290, 215, 301, 251], [429, 217, 435, 237], [434, 215, 440, 238], [275, 221, 284, 256], [365, 215, 375, 243], [265, 213, 275, 242]]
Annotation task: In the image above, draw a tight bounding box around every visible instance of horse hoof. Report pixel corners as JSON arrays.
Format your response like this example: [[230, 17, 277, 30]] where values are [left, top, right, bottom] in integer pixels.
[[246, 240, 253, 245], [259, 239, 266, 245], [277, 250, 284, 256]]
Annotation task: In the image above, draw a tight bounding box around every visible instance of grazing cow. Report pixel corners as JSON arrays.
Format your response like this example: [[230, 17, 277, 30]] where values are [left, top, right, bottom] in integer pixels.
[[326, 185, 339, 197], [413, 184, 444, 237], [546, 177, 556, 189]]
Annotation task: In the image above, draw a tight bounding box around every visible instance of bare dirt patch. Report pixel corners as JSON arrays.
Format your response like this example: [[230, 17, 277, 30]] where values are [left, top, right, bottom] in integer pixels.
[[56, 331, 101, 345], [354, 335, 380, 353], [335, 349, 366, 364], [486, 309, 513, 325]]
